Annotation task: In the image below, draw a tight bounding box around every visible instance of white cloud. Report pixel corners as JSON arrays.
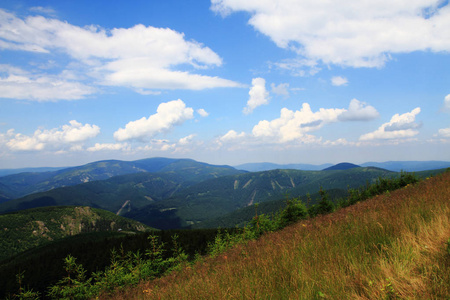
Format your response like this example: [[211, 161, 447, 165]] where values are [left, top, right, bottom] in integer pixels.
[[338, 99, 379, 121], [0, 70, 96, 101], [178, 134, 196, 145], [250, 99, 378, 143], [220, 130, 246, 143], [212, 0, 450, 68], [444, 94, 450, 112], [5, 120, 100, 151], [252, 103, 344, 143], [360, 108, 421, 141], [197, 108, 209, 117], [438, 127, 450, 137], [136, 140, 176, 152], [331, 76, 348, 86], [271, 83, 290, 96], [0, 9, 241, 100], [114, 99, 194, 142], [272, 58, 320, 76], [29, 6, 57, 16], [243, 77, 270, 114], [323, 138, 351, 146], [87, 143, 129, 152]]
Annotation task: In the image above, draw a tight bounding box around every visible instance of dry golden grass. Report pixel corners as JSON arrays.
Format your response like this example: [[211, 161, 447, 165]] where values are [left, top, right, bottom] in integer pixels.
[[107, 172, 450, 300]]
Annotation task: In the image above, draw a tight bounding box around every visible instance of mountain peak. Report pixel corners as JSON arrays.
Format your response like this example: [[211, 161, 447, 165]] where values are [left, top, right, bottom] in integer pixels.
[[322, 162, 360, 171]]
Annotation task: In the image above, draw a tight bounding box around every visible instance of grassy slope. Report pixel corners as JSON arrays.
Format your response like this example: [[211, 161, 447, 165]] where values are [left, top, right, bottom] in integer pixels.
[[115, 171, 450, 299]]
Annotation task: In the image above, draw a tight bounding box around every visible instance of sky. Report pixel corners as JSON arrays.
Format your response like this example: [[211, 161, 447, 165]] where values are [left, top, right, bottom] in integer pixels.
[[0, 0, 449, 168]]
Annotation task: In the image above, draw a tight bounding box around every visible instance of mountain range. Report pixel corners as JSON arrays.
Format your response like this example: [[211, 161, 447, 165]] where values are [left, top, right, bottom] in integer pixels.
[[0, 158, 448, 231], [235, 160, 450, 172]]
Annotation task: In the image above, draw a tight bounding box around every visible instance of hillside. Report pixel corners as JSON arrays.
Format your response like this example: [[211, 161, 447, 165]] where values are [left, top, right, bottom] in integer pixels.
[[116, 171, 450, 299], [0, 228, 223, 299], [0, 157, 243, 200], [124, 167, 394, 229], [192, 188, 348, 229], [0, 206, 151, 262]]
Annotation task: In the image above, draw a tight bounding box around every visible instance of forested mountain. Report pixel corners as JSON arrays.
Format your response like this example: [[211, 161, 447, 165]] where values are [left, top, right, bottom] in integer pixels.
[[0, 206, 150, 262], [124, 167, 394, 229], [322, 162, 360, 170], [0, 158, 243, 201], [0, 166, 393, 230]]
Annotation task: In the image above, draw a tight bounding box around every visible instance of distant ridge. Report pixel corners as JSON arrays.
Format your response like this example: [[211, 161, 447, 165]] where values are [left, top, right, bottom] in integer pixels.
[[235, 162, 332, 172], [323, 162, 360, 171], [361, 161, 450, 172]]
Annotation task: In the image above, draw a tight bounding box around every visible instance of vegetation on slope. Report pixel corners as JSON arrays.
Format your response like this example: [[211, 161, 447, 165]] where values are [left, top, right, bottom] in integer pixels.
[[125, 167, 395, 229], [114, 171, 450, 299], [0, 206, 150, 261], [7, 171, 432, 299], [0, 228, 228, 299]]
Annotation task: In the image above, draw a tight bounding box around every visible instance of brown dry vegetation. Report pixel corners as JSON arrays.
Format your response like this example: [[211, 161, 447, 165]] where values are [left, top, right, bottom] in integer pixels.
[[109, 172, 450, 299]]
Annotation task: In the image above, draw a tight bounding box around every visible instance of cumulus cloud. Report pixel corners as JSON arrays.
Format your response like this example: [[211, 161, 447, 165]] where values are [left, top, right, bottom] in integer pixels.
[[220, 130, 246, 143], [0, 9, 241, 100], [212, 0, 450, 68], [331, 76, 348, 86], [197, 108, 209, 117], [360, 108, 421, 141], [438, 127, 450, 138], [5, 120, 100, 151], [271, 83, 290, 96], [249, 99, 378, 143], [243, 78, 270, 114], [114, 99, 194, 142], [338, 99, 379, 121], [252, 103, 344, 143], [178, 134, 196, 145]]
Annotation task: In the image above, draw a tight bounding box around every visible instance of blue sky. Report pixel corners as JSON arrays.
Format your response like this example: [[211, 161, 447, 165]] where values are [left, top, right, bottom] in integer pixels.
[[0, 0, 449, 168]]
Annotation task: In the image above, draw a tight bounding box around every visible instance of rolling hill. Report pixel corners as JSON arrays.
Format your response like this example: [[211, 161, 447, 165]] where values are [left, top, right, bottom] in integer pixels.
[[0, 157, 243, 201]]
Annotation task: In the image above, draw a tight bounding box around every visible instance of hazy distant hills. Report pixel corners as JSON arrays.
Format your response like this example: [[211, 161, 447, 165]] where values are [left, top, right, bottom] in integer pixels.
[[0, 167, 67, 177], [360, 161, 450, 172], [235, 160, 450, 172]]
